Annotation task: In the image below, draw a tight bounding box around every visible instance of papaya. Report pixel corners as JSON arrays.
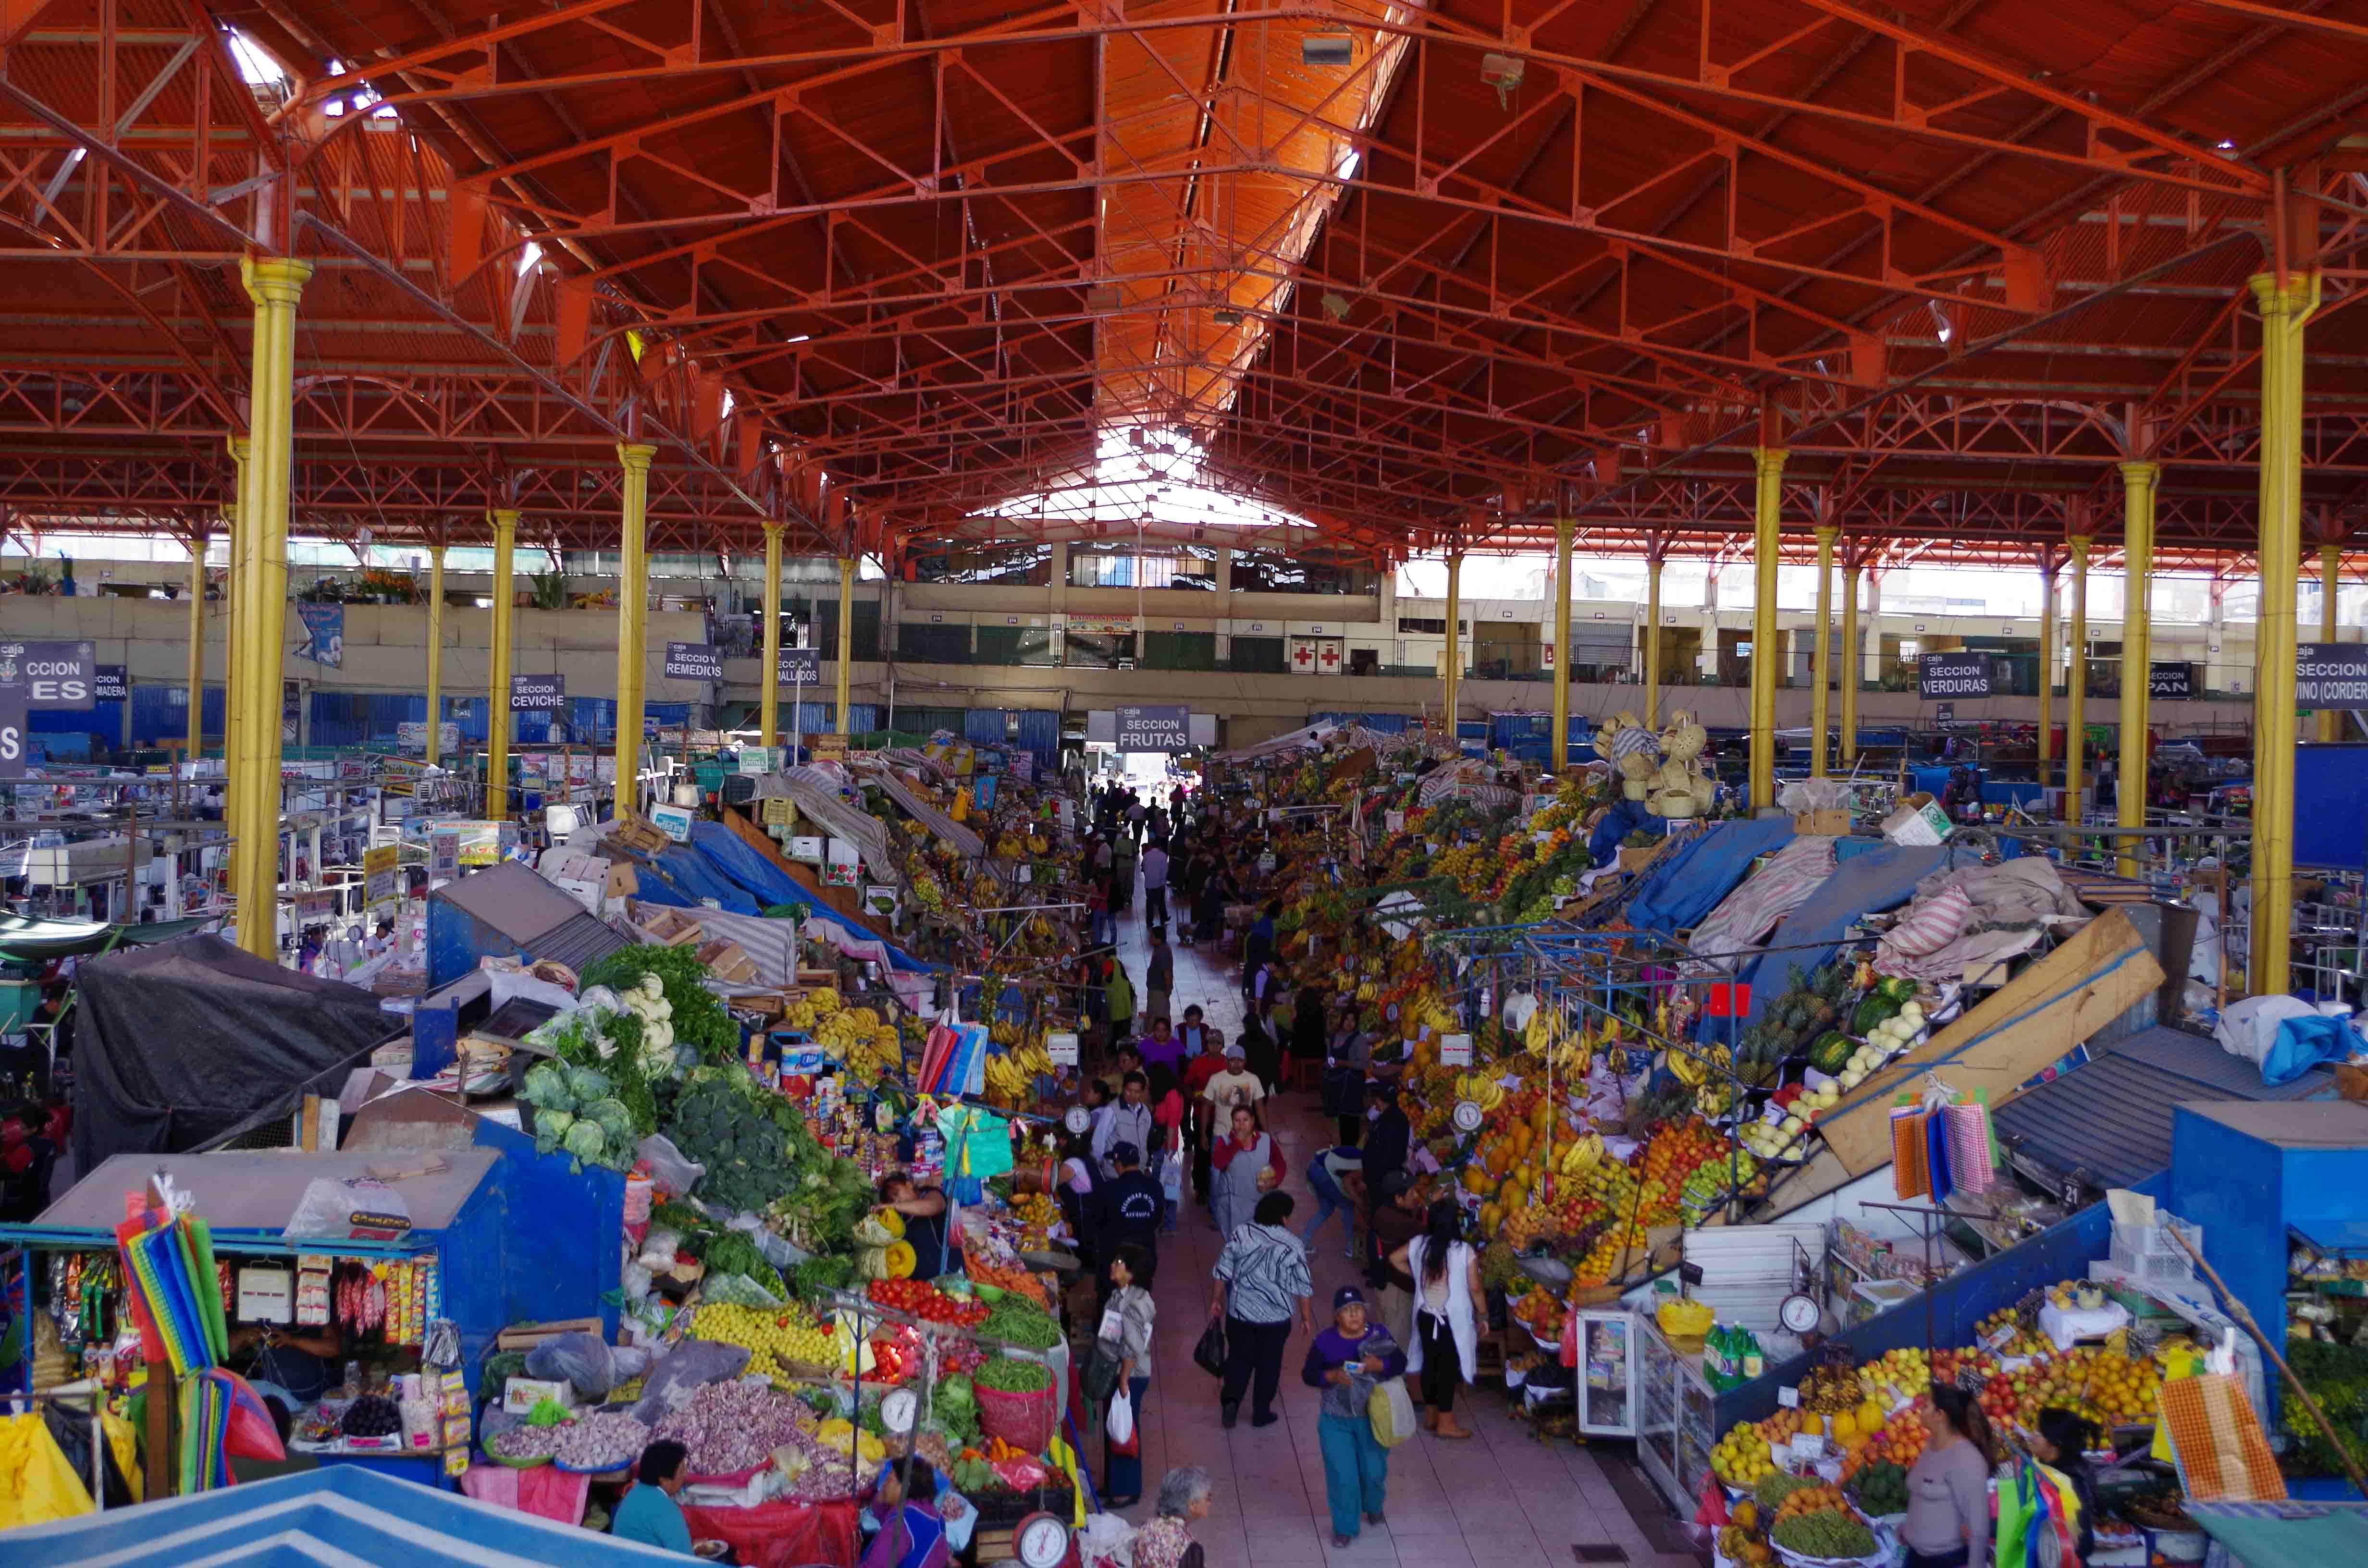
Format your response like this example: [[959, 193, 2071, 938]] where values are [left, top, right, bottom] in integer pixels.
[[877, 1209, 907, 1240], [1480, 1202, 1502, 1235], [884, 1239, 918, 1278], [1498, 1176, 1524, 1209], [1459, 1166, 1492, 1196]]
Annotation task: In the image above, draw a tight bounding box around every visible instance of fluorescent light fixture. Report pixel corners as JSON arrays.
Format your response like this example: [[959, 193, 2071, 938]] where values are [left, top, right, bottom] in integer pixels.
[[1302, 33, 1354, 66]]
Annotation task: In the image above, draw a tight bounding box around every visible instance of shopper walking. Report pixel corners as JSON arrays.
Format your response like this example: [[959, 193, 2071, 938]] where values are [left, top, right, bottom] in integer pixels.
[[1105, 960, 1136, 1050], [1209, 1190, 1313, 1428], [1098, 1242, 1159, 1508], [1209, 1103, 1283, 1241], [1093, 1073, 1154, 1177], [1129, 1468, 1213, 1568], [1300, 1144, 1364, 1261], [1141, 839, 1170, 929], [1144, 931, 1174, 1032], [1301, 1286, 1406, 1546], [1393, 1200, 1482, 1439], [1901, 1384, 1997, 1568], [1364, 1172, 1426, 1357]]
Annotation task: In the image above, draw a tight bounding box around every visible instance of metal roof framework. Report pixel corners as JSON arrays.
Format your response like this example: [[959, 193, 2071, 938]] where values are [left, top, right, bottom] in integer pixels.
[[2, 0, 2368, 573]]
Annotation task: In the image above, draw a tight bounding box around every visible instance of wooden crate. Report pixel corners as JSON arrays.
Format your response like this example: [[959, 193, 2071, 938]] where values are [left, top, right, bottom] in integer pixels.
[[1474, 1329, 1506, 1381]]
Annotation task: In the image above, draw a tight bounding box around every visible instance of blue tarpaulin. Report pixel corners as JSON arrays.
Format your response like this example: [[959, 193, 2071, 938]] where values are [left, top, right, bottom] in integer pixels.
[[1737, 844, 1961, 1026], [688, 820, 802, 907], [1623, 816, 1796, 936], [1588, 797, 1655, 868]]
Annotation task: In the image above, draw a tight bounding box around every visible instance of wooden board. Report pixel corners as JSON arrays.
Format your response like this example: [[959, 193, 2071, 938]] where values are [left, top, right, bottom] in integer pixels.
[[1738, 909, 2164, 1221]]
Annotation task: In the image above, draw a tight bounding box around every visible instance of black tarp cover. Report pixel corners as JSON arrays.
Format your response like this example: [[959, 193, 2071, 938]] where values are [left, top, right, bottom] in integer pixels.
[[72, 935, 400, 1172]]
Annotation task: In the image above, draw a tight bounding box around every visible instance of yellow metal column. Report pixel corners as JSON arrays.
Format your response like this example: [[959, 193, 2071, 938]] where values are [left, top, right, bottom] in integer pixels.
[[1442, 552, 1463, 742], [1549, 518, 1573, 771], [2064, 535, 2092, 824], [1643, 549, 1664, 729], [2249, 269, 2320, 995], [231, 257, 309, 959], [834, 555, 856, 735], [1810, 524, 1836, 778], [486, 509, 518, 819], [221, 441, 247, 844], [760, 523, 785, 750], [2036, 549, 2057, 785], [614, 443, 657, 812], [1749, 447, 1787, 810], [1839, 553, 1861, 764], [423, 545, 447, 770], [2318, 542, 2343, 744], [2118, 463, 2159, 876], [184, 529, 208, 762]]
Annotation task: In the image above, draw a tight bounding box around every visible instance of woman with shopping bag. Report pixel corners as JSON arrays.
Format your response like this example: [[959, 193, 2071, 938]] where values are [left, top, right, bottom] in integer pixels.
[[1098, 1243, 1158, 1509], [1390, 1200, 1483, 1440], [1299, 1286, 1407, 1548]]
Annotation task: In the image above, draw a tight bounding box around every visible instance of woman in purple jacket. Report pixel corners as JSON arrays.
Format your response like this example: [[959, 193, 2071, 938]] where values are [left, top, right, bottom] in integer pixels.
[[1300, 1285, 1407, 1547]]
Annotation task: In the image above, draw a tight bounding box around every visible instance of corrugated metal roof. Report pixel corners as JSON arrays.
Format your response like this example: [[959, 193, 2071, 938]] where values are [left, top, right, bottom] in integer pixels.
[[1993, 1026, 2336, 1192]]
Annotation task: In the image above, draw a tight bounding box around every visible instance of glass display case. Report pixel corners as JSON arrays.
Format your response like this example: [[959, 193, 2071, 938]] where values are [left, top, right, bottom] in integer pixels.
[[1636, 1317, 1719, 1514], [1576, 1309, 1638, 1437]]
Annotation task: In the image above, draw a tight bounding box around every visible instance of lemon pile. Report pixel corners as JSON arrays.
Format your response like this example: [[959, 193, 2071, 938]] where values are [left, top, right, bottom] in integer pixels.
[[691, 1300, 839, 1378], [1713, 1423, 1774, 1485]]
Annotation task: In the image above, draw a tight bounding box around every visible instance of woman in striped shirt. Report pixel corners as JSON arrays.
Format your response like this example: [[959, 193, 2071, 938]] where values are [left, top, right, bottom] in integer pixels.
[[1207, 1190, 1314, 1429]]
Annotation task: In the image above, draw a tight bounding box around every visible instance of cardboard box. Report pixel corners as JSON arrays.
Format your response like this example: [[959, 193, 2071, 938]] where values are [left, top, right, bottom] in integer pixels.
[[494, 1318, 603, 1351], [1794, 809, 1852, 836], [1617, 844, 1660, 872], [501, 1376, 579, 1415], [1879, 793, 1953, 846]]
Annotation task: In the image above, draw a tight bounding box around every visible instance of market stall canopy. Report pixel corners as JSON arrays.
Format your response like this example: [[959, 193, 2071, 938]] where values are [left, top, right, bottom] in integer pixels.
[[857, 761, 987, 858], [33, 1149, 500, 1235], [0, 1454, 684, 1563], [0, 912, 217, 961], [426, 861, 629, 989], [755, 767, 894, 874], [71, 935, 405, 1173]]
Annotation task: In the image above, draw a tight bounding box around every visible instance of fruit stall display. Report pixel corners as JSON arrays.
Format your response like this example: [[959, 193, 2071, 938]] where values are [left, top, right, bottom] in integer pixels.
[[1703, 1310, 2202, 1568]]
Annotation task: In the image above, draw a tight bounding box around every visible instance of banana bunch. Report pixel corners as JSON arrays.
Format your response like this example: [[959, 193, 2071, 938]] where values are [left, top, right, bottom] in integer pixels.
[[1695, 1081, 1735, 1116], [816, 1004, 900, 1078], [1523, 1007, 1591, 1078], [1558, 1131, 1604, 1177], [780, 986, 845, 1033], [983, 1053, 1033, 1104], [1452, 1072, 1505, 1111]]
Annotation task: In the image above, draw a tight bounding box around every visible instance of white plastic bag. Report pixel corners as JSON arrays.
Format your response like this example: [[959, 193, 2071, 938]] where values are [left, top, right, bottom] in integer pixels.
[[1104, 1385, 1134, 1446], [283, 1176, 410, 1241]]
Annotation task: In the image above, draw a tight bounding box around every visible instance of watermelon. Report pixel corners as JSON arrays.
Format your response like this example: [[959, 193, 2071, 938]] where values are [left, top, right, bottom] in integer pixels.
[[1877, 976, 1919, 1004], [1810, 1032, 1855, 1074], [1851, 995, 1900, 1033]]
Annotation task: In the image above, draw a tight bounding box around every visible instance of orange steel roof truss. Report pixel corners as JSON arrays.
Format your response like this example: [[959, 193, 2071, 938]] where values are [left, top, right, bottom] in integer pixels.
[[3, 0, 2368, 569]]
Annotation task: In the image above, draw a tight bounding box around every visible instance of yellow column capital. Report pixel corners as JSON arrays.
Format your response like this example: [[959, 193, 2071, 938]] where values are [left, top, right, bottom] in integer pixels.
[[2248, 270, 2322, 318], [2118, 460, 2160, 489], [488, 507, 521, 531], [617, 442, 658, 471], [1813, 522, 1838, 545], [1753, 446, 1788, 479], [2068, 533, 2093, 561], [226, 434, 251, 464], [427, 541, 447, 563], [763, 520, 785, 540], [239, 255, 313, 306]]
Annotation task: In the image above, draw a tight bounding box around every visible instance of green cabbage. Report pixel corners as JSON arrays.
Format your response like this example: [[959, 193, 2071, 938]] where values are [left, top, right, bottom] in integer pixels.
[[539, 1107, 577, 1138], [566, 1065, 613, 1102], [521, 1062, 570, 1109], [562, 1120, 608, 1170], [582, 1098, 634, 1140]]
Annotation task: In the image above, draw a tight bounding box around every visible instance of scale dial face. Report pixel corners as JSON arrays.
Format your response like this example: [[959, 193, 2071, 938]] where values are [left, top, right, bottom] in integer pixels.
[[879, 1388, 917, 1433], [1014, 1512, 1071, 1568], [1452, 1101, 1485, 1134], [1063, 1105, 1093, 1136], [1778, 1292, 1822, 1334]]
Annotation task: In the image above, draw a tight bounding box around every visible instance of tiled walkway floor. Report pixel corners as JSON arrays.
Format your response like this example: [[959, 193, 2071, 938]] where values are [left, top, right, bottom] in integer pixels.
[[1084, 890, 1704, 1568]]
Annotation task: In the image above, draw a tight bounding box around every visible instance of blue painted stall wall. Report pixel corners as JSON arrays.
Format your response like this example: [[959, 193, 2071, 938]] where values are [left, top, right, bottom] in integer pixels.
[[470, 1117, 625, 1340], [2294, 744, 2368, 871], [1013, 709, 1061, 763], [129, 684, 224, 746], [964, 710, 1007, 747], [439, 1168, 511, 1395]]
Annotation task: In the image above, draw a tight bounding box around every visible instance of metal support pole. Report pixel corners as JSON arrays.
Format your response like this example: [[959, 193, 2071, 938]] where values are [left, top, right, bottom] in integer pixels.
[[2065, 535, 2092, 826], [424, 545, 447, 770], [221, 440, 247, 855], [761, 522, 785, 750], [184, 528, 207, 764], [1443, 552, 1463, 743], [232, 257, 309, 960], [1810, 524, 1836, 778], [1750, 447, 1787, 810], [1839, 553, 1860, 764], [2036, 548, 2058, 783], [835, 555, 856, 735], [2118, 462, 2160, 876], [1645, 548, 1665, 730], [1550, 517, 1573, 771], [615, 443, 657, 814], [2319, 542, 2344, 745], [486, 508, 518, 820], [2250, 269, 2321, 995]]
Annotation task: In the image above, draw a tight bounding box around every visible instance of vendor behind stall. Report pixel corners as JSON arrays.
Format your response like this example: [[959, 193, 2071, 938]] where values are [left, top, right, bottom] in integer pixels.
[[228, 1320, 346, 1409], [877, 1172, 953, 1280], [614, 1439, 694, 1553]]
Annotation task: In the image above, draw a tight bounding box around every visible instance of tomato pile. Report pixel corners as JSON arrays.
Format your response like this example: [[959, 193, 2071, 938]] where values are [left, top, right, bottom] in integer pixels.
[[868, 1277, 990, 1327]]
